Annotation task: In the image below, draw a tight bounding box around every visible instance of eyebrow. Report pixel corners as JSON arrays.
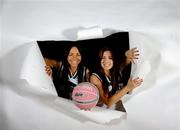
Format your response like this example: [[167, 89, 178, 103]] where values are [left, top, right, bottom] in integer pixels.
[[102, 56, 112, 58], [68, 52, 81, 55]]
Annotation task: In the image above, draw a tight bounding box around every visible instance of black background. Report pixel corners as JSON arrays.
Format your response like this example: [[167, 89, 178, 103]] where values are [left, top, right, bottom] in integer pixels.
[[37, 32, 131, 84]]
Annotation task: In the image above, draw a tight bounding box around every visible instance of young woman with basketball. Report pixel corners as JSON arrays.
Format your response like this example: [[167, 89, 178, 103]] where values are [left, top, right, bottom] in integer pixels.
[[90, 47, 143, 111], [45, 44, 90, 100]]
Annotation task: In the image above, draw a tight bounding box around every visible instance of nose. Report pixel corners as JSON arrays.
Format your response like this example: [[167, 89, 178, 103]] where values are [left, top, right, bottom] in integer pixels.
[[72, 55, 78, 59], [103, 58, 109, 63]]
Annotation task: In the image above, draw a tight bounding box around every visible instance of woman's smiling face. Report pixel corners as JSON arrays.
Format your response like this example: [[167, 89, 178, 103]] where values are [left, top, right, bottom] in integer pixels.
[[67, 46, 82, 68], [101, 50, 113, 71]]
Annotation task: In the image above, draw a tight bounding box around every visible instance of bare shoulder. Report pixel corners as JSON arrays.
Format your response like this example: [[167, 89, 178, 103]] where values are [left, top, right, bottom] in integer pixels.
[[90, 74, 102, 86], [44, 57, 61, 68]]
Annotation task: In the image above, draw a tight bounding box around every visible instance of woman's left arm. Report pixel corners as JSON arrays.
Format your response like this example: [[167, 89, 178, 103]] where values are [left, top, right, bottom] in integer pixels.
[[125, 47, 140, 65], [107, 77, 143, 107]]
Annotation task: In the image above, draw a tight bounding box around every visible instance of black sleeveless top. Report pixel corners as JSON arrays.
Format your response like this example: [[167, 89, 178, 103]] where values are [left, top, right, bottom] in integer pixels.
[[92, 70, 124, 97], [92, 70, 126, 112], [53, 64, 89, 100]]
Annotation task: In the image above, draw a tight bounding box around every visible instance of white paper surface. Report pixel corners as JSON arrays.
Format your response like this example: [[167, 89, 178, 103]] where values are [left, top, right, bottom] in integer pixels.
[[0, 42, 57, 96], [132, 60, 151, 80], [1, 0, 180, 130], [77, 26, 103, 40]]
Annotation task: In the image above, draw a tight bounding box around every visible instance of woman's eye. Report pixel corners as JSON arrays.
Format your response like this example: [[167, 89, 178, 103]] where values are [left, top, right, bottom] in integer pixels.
[[108, 56, 112, 59], [68, 53, 81, 57]]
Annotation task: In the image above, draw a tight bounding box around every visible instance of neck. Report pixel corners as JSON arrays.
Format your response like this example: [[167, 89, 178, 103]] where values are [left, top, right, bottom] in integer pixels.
[[104, 70, 110, 77], [69, 66, 77, 75]]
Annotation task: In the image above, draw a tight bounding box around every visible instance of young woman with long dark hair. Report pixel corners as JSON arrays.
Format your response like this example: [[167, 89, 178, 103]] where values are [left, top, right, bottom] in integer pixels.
[[45, 44, 89, 99], [90, 47, 143, 111]]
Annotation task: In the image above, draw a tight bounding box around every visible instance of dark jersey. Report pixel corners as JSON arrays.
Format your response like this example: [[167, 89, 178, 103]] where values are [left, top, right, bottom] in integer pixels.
[[53, 64, 89, 100], [92, 70, 124, 97], [92, 71, 126, 112]]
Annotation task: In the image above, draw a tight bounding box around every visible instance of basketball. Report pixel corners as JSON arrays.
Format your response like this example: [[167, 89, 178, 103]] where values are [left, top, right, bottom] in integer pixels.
[[72, 82, 99, 110]]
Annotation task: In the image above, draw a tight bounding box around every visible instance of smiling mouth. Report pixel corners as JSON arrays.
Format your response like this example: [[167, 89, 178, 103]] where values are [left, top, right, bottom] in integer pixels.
[[102, 63, 111, 67], [71, 60, 79, 64]]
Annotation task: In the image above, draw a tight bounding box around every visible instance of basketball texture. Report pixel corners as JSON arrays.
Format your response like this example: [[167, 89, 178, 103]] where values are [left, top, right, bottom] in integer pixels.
[[72, 82, 99, 110]]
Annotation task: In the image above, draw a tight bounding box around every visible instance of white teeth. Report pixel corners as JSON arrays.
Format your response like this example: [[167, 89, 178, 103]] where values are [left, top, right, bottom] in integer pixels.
[[103, 64, 110, 67], [72, 61, 77, 63]]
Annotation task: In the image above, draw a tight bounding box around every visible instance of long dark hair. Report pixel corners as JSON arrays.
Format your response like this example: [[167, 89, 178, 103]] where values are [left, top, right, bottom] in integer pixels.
[[97, 47, 120, 96], [62, 43, 85, 83], [53, 43, 87, 99]]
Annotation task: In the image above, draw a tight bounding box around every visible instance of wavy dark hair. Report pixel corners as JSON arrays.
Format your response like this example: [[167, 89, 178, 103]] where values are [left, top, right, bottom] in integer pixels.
[[62, 43, 85, 83], [53, 43, 88, 99], [97, 47, 120, 97]]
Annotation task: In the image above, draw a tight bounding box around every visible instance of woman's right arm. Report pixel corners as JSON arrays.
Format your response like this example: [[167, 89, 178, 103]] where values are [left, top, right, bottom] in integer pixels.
[[44, 57, 61, 77], [120, 47, 139, 71], [90, 74, 110, 106], [44, 57, 60, 68], [124, 47, 139, 64]]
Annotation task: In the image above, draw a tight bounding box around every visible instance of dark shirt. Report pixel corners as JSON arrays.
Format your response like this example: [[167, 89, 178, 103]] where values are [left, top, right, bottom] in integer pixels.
[[92, 70, 126, 112], [53, 64, 89, 100]]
